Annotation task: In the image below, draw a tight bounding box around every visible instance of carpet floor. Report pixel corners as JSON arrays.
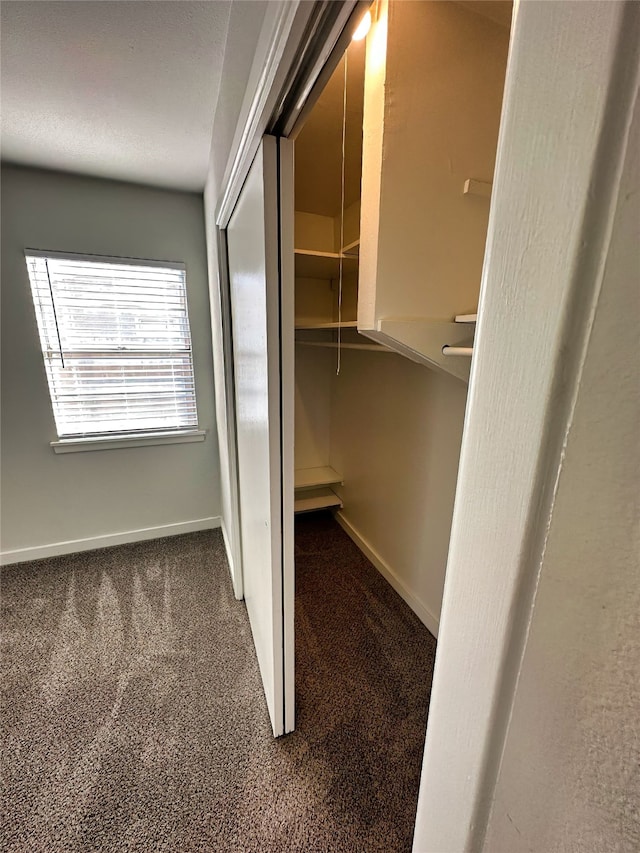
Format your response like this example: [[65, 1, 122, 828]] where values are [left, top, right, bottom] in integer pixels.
[[2, 513, 437, 852]]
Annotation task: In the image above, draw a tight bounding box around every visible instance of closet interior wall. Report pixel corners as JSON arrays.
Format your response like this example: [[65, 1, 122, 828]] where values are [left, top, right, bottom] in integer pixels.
[[294, 1, 511, 635]]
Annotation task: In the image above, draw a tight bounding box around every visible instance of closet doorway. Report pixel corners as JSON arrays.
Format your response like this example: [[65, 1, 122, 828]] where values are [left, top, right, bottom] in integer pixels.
[[289, 0, 512, 709], [225, 0, 513, 738], [292, 33, 370, 514]]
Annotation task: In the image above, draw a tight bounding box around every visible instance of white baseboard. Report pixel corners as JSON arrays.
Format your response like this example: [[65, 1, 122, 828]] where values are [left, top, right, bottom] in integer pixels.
[[0, 516, 222, 566], [334, 510, 440, 638]]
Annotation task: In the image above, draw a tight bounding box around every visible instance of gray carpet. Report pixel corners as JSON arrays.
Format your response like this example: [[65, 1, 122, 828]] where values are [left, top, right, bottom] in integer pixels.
[[1, 513, 437, 852]]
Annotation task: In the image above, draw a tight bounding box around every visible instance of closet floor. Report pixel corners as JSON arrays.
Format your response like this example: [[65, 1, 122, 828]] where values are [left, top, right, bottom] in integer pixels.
[[293, 511, 437, 851]]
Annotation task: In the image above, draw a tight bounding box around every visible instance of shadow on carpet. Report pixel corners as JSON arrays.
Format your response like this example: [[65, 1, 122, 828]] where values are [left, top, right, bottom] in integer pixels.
[[2, 513, 436, 852]]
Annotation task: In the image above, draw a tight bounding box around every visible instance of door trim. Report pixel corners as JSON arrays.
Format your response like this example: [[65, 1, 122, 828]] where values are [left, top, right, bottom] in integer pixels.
[[216, 225, 244, 600], [278, 137, 296, 733], [412, 1, 640, 849], [215, 1, 368, 228], [216, 1, 312, 229]]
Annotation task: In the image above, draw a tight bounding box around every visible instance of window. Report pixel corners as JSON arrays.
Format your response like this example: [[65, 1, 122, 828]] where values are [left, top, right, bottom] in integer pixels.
[[25, 251, 198, 441]]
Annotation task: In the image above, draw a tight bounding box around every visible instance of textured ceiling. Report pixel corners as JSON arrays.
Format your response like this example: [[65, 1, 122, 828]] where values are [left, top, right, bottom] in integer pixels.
[[0, 1, 232, 191]]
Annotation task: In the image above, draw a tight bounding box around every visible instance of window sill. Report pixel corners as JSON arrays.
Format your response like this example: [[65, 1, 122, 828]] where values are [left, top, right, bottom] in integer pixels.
[[50, 429, 207, 454]]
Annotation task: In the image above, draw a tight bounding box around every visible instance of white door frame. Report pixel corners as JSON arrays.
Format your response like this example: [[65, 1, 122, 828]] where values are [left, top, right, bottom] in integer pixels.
[[211, 0, 343, 732], [210, 0, 311, 587], [215, 1, 308, 230], [211, 0, 362, 591], [279, 138, 296, 731], [413, 1, 639, 849]]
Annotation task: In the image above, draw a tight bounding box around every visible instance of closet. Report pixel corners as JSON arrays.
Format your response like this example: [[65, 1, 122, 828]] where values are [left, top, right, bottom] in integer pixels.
[[358, 0, 512, 379], [292, 0, 512, 635], [293, 33, 371, 514]]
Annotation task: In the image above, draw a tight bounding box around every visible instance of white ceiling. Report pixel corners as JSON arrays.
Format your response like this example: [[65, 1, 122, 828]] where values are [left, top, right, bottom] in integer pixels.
[[0, 1, 233, 191]]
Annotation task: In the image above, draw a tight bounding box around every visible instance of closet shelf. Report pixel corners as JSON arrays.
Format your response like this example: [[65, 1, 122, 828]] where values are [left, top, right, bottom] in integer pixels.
[[295, 249, 358, 279], [341, 239, 360, 256], [455, 313, 477, 323], [295, 321, 358, 330], [364, 318, 475, 383], [294, 487, 342, 514], [463, 179, 492, 198], [295, 466, 343, 490]]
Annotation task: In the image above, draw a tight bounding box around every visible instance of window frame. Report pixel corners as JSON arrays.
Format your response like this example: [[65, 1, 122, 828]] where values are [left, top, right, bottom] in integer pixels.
[[24, 249, 205, 452]]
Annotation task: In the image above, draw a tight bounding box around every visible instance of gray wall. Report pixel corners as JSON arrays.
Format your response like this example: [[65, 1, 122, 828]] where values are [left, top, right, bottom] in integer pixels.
[[1, 165, 220, 557]]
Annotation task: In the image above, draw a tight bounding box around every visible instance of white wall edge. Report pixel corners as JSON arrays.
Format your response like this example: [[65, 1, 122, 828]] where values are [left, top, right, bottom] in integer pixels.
[[335, 510, 440, 638], [0, 516, 221, 566], [215, 0, 311, 227], [220, 519, 241, 600], [412, 3, 640, 851]]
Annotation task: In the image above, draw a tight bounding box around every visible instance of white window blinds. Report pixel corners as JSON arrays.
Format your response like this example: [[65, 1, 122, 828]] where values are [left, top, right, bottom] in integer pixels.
[[25, 251, 198, 438]]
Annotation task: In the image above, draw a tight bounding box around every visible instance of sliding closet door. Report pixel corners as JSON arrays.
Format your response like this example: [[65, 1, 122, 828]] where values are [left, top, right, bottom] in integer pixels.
[[226, 136, 295, 737]]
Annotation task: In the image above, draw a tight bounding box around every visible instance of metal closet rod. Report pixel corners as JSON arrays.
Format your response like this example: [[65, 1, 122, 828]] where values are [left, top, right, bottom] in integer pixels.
[[442, 345, 474, 357]]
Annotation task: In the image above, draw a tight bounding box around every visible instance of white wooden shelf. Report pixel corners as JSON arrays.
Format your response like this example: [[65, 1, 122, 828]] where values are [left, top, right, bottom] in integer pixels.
[[455, 313, 478, 323], [295, 466, 343, 490], [341, 239, 360, 256], [295, 249, 358, 279], [363, 318, 475, 383], [463, 179, 492, 198], [294, 487, 342, 514], [295, 320, 358, 330]]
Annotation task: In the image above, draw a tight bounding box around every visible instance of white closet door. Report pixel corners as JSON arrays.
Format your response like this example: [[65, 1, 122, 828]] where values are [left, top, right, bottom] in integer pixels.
[[226, 135, 295, 737]]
